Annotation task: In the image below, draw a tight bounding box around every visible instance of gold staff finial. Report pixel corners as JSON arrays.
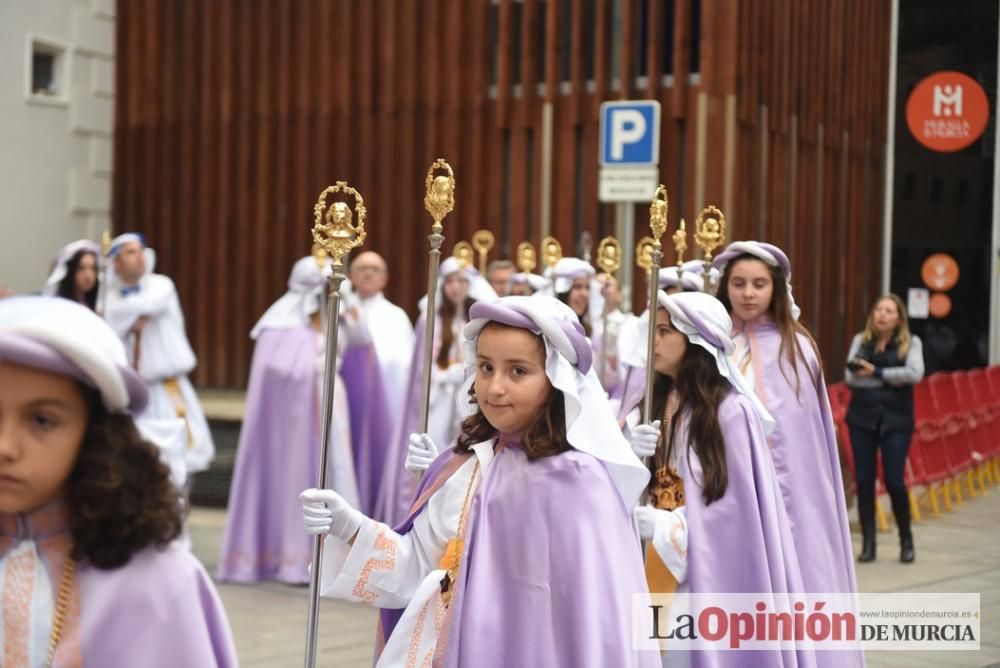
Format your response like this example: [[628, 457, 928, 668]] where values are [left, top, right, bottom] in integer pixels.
[[472, 230, 495, 274], [672, 217, 688, 277], [694, 205, 726, 291], [311, 182, 367, 265], [635, 236, 655, 277], [596, 236, 622, 276], [516, 241, 537, 273], [541, 236, 562, 270], [424, 159, 456, 232], [694, 205, 726, 263], [453, 241, 474, 270]]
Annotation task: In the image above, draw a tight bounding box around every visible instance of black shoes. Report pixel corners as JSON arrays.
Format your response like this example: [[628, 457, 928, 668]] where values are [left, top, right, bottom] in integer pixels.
[[900, 535, 915, 563], [858, 535, 876, 562]]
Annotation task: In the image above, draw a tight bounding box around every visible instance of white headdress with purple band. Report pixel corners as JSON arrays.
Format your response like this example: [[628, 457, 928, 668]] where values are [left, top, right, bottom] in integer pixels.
[[0, 296, 148, 413], [460, 295, 650, 508], [657, 290, 775, 435], [712, 240, 801, 321]]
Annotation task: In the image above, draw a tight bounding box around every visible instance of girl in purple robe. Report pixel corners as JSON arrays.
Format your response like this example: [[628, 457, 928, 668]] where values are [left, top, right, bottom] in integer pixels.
[[712, 242, 862, 667], [302, 296, 658, 668], [630, 291, 826, 667], [0, 296, 237, 667]]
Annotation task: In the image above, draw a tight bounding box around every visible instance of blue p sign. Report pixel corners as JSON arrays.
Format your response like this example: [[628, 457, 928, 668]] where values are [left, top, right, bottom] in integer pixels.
[[599, 101, 661, 166]]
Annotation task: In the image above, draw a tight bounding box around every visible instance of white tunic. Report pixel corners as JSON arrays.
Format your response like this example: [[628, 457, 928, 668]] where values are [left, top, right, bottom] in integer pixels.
[[320, 442, 495, 667], [356, 292, 415, 415], [105, 274, 215, 473]]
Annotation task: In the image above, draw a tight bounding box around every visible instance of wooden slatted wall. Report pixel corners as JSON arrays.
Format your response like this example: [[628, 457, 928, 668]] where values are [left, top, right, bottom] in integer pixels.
[[114, 0, 891, 387]]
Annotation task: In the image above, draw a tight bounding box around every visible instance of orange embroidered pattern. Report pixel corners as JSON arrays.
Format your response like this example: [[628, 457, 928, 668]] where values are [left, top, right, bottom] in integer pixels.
[[2, 548, 36, 668], [352, 530, 397, 604], [405, 599, 431, 668]]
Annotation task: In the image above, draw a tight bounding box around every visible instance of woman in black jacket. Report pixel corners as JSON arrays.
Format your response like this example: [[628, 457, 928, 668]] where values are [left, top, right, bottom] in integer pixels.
[[845, 294, 924, 564]]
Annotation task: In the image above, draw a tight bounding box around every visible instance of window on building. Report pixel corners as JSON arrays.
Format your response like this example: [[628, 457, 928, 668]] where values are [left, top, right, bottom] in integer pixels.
[[26, 36, 68, 104]]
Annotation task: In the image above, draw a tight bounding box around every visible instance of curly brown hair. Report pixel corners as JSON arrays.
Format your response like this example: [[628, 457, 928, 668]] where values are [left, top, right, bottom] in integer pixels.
[[67, 385, 184, 569], [453, 378, 570, 460]]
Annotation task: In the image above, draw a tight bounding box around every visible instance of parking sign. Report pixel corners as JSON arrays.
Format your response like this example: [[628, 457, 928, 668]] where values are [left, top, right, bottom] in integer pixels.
[[599, 100, 661, 202], [600, 101, 661, 166]]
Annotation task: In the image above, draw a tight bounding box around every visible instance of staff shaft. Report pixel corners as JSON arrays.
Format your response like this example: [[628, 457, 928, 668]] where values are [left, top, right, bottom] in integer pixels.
[[642, 249, 663, 423], [304, 266, 347, 668], [418, 230, 445, 435]]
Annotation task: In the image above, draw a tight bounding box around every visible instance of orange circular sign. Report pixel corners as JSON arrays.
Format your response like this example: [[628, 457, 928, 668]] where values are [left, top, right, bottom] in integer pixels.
[[921, 253, 959, 291], [906, 71, 990, 152], [929, 293, 952, 318]]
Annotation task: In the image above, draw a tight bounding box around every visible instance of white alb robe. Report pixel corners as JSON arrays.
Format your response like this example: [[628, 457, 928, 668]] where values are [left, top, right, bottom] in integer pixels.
[[319, 442, 494, 667], [105, 273, 215, 473]]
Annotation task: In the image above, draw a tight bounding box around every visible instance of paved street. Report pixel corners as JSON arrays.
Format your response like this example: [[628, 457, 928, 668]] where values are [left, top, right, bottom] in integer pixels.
[[190, 487, 1000, 667]]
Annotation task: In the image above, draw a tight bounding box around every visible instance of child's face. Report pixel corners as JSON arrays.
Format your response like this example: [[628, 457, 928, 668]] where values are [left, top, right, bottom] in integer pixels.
[[653, 308, 687, 378], [567, 277, 590, 317], [443, 272, 470, 306], [0, 361, 88, 514], [474, 325, 552, 434], [726, 258, 774, 322]]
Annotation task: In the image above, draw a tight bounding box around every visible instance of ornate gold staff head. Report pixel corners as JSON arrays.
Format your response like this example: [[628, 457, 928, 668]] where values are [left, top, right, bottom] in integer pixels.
[[472, 230, 495, 274], [312, 182, 367, 267], [635, 237, 655, 277], [424, 159, 456, 232], [453, 241, 474, 270], [541, 236, 562, 270], [101, 230, 111, 257], [516, 241, 537, 273], [672, 218, 688, 268], [694, 205, 727, 263], [648, 185, 669, 248], [596, 236, 622, 276]]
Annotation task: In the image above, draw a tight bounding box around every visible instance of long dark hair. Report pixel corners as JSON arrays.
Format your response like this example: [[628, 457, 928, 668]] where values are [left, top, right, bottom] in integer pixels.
[[436, 296, 475, 370], [68, 386, 184, 569], [661, 344, 731, 504], [715, 255, 820, 397], [56, 250, 99, 311]]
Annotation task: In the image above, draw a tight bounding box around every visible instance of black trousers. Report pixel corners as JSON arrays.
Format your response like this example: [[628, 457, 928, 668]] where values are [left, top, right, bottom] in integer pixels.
[[848, 426, 913, 540]]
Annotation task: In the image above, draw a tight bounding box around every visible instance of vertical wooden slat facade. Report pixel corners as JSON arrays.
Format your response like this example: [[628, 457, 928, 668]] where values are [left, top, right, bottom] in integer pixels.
[[115, 0, 891, 388]]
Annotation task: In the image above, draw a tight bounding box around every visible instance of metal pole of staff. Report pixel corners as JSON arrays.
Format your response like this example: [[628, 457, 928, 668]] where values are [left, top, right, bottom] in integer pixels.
[[642, 186, 669, 425], [304, 183, 368, 668], [418, 160, 457, 440]]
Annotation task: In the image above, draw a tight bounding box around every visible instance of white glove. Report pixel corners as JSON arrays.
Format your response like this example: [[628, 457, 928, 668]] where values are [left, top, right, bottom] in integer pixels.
[[635, 505, 657, 541], [630, 420, 661, 458], [405, 432, 440, 474], [300, 488, 366, 540]]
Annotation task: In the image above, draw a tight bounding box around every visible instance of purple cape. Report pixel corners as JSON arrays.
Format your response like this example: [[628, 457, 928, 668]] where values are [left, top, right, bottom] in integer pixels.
[[377, 442, 659, 667], [739, 319, 862, 667], [740, 319, 857, 592], [683, 392, 817, 667], [341, 341, 394, 518], [79, 542, 238, 667], [444, 442, 659, 668], [216, 326, 322, 583]]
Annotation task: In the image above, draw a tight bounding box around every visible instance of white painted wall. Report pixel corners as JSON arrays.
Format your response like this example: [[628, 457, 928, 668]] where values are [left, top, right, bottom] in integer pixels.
[[0, 0, 115, 293]]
